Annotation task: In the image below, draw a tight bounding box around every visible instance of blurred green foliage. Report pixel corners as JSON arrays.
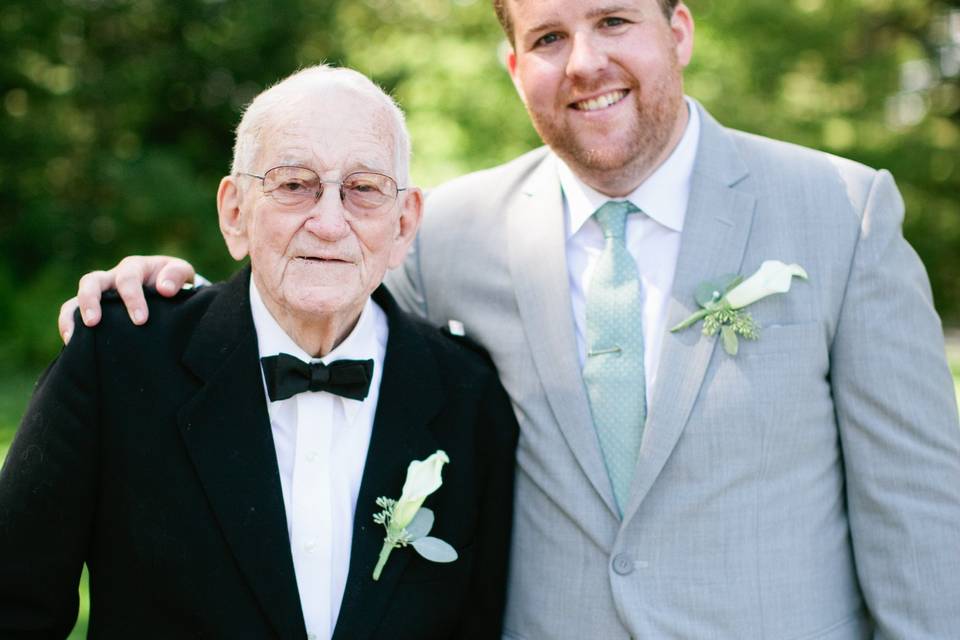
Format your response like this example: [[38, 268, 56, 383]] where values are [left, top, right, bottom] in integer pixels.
[[1, 0, 958, 377]]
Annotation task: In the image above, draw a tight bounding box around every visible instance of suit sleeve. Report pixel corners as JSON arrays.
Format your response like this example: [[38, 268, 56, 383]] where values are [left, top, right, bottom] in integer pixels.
[[0, 314, 100, 637], [455, 373, 519, 640], [829, 170, 960, 637]]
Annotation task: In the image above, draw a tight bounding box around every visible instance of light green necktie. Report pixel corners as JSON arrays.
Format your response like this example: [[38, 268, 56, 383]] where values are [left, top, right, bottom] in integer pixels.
[[582, 200, 646, 515]]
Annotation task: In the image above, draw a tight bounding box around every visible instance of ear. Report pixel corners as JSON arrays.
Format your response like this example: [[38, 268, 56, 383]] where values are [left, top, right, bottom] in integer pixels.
[[387, 187, 424, 269], [217, 176, 250, 261], [506, 48, 527, 105], [671, 2, 695, 68]]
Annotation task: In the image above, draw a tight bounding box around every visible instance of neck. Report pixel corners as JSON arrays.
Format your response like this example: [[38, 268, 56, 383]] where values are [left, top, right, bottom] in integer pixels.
[[253, 280, 365, 358], [282, 310, 362, 358], [577, 101, 690, 198]]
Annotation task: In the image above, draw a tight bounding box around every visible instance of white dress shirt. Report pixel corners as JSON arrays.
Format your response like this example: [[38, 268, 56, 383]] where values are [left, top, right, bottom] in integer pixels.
[[249, 281, 388, 640], [560, 97, 701, 401]]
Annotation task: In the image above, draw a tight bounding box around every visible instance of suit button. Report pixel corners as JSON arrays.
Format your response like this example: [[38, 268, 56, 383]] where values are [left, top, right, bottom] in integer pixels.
[[612, 553, 634, 575]]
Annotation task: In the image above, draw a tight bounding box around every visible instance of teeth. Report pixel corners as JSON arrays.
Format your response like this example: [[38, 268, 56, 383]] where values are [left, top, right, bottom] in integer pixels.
[[575, 90, 627, 112]]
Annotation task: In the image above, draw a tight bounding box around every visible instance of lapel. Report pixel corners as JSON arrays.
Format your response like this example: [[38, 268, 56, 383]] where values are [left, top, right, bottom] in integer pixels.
[[332, 286, 443, 640], [178, 268, 307, 640], [507, 151, 620, 518], [622, 103, 757, 521]]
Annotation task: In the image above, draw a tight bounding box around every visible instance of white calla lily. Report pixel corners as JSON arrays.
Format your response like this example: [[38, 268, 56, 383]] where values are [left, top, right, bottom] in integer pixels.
[[372, 450, 454, 581], [725, 260, 808, 309], [390, 450, 449, 533]]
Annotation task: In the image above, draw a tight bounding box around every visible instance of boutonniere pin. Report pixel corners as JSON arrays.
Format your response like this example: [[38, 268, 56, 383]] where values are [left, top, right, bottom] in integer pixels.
[[670, 260, 808, 355], [372, 450, 458, 581]]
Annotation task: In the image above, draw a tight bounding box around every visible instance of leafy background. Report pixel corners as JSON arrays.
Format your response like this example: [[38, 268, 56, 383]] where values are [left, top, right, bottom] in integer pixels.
[[0, 0, 958, 635]]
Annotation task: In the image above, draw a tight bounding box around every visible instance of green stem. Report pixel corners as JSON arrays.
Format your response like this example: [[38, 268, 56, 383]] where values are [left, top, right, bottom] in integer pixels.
[[372, 540, 394, 581], [670, 308, 710, 332]]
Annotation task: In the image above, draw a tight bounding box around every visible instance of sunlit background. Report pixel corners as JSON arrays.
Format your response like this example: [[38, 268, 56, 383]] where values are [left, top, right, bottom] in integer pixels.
[[1, 0, 959, 635]]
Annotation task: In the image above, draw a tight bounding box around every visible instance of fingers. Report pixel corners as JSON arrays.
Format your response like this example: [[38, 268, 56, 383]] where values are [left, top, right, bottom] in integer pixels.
[[154, 258, 197, 297], [75, 270, 112, 327], [113, 256, 152, 325], [65, 255, 195, 341], [58, 297, 80, 344]]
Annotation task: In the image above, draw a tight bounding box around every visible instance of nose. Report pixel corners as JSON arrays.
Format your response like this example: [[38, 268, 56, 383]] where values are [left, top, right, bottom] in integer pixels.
[[566, 31, 607, 78], [302, 184, 351, 240]]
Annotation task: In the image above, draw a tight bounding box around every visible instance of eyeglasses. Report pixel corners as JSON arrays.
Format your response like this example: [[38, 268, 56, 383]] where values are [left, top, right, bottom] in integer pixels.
[[239, 166, 407, 216]]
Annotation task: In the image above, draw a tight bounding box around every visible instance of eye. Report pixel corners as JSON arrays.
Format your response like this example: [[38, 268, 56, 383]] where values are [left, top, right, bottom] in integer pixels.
[[600, 16, 629, 28], [279, 180, 308, 193], [532, 32, 563, 49], [345, 178, 384, 195]]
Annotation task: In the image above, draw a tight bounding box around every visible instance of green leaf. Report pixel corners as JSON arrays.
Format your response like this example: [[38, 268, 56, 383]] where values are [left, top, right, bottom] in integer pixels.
[[405, 507, 434, 540], [411, 536, 458, 563], [694, 274, 741, 307], [721, 325, 739, 355]]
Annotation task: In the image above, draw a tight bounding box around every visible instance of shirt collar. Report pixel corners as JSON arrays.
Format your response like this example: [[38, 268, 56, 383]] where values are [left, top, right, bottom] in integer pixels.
[[559, 96, 701, 237], [250, 277, 386, 414]]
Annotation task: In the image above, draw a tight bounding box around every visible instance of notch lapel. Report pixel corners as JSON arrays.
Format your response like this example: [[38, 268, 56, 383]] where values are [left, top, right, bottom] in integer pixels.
[[178, 269, 307, 640], [507, 153, 620, 517], [623, 106, 757, 521], [333, 287, 443, 640]]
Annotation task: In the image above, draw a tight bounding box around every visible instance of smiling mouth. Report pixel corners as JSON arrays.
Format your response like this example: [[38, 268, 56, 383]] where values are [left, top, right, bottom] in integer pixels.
[[571, 90, 629, 112]]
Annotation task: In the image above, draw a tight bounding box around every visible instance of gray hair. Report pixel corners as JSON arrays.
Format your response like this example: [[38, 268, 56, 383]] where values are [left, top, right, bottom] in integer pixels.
[[230, 64, 411, 186]]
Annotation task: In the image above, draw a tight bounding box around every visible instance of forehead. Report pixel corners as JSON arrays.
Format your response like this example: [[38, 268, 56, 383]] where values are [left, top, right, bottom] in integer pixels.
[[259, 88, 397, 173], [509, 0, 655, 28]]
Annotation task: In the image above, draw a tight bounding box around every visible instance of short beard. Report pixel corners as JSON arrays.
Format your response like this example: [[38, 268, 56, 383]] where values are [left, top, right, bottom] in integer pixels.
[[528, 56, 685, 193]]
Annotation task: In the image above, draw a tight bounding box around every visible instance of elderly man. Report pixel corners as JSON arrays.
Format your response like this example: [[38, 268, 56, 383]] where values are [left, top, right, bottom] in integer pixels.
[[0, 65, 518, 639], [59, 0, 960, 638]]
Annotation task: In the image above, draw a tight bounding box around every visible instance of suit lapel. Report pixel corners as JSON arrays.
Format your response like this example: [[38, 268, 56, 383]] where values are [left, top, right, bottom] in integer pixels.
[[178, 268, 307, 640], [623, 104, 757, 521], [507, 153, 620, 517], [333, 287, 443, 640]]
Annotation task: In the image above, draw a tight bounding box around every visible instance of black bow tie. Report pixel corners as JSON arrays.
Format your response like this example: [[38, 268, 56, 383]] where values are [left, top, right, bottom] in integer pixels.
[[260, 353, 374, 402]]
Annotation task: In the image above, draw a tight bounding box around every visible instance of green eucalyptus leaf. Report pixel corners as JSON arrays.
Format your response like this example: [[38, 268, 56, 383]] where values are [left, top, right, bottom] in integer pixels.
[[411, 536, 459, 563], [721, 325, 739, 355], [694, 274, 741, 307], [405, 507, 434, 540]]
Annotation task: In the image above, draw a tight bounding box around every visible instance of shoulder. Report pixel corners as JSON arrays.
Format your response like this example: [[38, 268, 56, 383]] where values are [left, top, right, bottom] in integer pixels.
[[98, 282, 221, 339], [425, 146, 552, 215], [80, 274, 243, 364], [723, 126, 886, 218], [396, 311, 500, 384]]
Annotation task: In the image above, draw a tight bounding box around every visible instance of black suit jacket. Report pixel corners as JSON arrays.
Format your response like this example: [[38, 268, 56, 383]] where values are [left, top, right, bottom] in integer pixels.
[[0, 268, 518, 639]]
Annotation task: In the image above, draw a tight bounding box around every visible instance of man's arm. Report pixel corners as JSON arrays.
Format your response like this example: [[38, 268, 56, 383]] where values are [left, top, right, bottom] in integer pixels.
[[57, 255, 196, 343], [830, 170, 960, 637], [0, 312, 101, 636], [56, 243, 426, 343]]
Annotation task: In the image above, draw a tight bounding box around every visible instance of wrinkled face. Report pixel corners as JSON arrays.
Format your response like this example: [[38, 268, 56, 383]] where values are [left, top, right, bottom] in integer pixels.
[[219, 88, 420, 329], [506, 0, 693, 186]]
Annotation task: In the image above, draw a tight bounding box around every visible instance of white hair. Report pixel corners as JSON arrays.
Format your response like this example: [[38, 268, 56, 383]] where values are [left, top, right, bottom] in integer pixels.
[[230, 64, 411, 186]]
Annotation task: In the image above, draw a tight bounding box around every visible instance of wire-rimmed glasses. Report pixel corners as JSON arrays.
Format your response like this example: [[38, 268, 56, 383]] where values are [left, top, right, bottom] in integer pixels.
[[239, 165, 407, 216]]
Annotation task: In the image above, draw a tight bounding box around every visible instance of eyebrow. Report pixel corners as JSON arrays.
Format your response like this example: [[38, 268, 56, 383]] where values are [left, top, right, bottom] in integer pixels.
[[524, 4, 637, 37]]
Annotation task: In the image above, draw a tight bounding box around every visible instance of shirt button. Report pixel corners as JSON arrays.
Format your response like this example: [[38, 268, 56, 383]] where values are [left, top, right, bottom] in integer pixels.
[[612, 553, 634, 575], [306, 451, 319, 462], [304, 539, 317, 553], [307, 634, 317, 640]]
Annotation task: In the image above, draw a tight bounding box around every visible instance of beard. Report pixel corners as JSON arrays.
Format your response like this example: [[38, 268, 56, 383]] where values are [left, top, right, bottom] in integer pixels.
[[526, 57, 685, 184]]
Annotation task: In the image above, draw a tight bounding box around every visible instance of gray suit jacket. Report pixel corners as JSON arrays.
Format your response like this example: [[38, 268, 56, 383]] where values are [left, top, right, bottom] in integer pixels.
[[385, 103, 960, 639]]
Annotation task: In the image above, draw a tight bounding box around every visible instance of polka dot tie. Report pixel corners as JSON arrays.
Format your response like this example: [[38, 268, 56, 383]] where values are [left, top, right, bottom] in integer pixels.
[[582, 200, 646, 515]]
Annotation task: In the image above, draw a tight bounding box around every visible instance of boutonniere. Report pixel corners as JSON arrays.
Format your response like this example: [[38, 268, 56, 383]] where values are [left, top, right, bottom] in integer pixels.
[[670, 260, 808, 355], [372, 450, 458, 581]]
